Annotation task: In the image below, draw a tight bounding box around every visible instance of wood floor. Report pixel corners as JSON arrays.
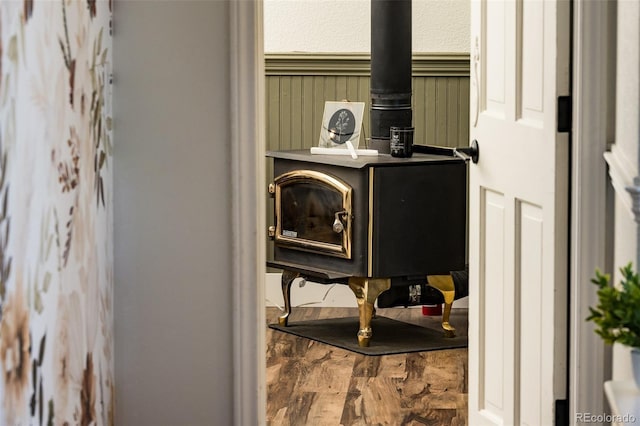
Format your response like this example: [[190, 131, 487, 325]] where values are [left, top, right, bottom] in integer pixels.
[[266, 306, 468, 426]]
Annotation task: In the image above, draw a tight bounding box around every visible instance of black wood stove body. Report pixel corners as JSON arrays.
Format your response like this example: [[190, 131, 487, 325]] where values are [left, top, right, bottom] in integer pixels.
[[267, 149, 467, 346]]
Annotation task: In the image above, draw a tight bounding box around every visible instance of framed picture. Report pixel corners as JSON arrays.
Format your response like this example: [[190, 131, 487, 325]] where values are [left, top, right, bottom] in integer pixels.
[[318, 101, 365, 149]]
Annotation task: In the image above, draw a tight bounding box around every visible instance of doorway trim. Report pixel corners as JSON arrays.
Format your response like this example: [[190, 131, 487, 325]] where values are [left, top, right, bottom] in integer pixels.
[[230, 0, 266, 424], [231, 0, 616, 423], [569, 0, 614, 420]]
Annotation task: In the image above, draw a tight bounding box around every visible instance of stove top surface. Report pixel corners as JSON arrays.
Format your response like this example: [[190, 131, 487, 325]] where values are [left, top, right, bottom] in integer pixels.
[[266, 148, 465, 169]]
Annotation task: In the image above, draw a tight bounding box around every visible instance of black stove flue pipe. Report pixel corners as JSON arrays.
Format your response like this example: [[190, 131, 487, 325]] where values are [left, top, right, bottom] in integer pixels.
[[370, 0, 412, 154]]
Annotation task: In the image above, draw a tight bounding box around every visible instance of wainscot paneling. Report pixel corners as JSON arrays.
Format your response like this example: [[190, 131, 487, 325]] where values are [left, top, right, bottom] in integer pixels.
[[265, 53, 470, 265], [265, 53, 470, 152]]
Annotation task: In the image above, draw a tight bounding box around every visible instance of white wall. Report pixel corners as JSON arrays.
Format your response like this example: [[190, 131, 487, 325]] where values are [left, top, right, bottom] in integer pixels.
[[611, 197, 638, 380], [114, 1, 234, 424], [265, 273, 357, 308], [264, 0, 470, 53], [606, 0, 640, 382]]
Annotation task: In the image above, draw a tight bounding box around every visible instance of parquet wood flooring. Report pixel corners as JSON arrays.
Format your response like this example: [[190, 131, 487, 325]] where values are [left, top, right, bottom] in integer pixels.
[[266, 306, 468, 426]]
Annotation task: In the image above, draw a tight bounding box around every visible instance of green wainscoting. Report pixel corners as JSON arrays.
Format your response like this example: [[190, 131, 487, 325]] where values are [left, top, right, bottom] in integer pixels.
[[265, 53, 470, 152], [265, 53, 470, 265]]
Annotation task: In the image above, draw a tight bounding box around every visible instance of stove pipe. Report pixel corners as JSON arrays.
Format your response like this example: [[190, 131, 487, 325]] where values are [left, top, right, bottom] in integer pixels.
[[370, 0, 412, 154]]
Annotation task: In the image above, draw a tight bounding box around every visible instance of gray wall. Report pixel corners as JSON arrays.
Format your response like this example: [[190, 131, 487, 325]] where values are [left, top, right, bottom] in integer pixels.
[[114, 1, 233, 424]]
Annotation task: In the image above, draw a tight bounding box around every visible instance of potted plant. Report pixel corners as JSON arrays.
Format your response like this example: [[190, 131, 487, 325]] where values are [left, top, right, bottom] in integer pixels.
[[587, 263, 640, 387]]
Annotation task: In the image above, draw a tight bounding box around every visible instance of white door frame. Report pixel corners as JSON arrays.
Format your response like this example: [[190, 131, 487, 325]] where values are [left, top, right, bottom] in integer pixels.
[[230, 0, 267, 424], [231, 0, 615, 424], [569, 0, 615, 422]]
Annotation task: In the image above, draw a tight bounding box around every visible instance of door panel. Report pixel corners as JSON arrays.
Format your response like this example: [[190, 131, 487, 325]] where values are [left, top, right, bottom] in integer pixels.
[[480, 188, 507, 421], [485, 0, 507, 115], [518, 201, 543, 426], [520, 1, 545, 121], [469, 0, 570, 424]]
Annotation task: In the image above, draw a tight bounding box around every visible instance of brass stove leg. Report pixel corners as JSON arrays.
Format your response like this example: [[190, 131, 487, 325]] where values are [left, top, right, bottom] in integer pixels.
[[426, 274, 456, 337], [278, 270, 300, 326], [348, 277, 391, 347]]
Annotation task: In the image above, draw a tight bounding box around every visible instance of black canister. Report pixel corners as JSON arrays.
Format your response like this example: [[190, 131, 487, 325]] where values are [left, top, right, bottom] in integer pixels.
[[390, 126, 414, 158]]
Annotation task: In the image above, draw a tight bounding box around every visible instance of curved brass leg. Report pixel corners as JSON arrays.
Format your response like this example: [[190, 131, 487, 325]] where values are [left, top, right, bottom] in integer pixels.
[[348, 277, 391, 347], [278, 270, 300, 326], [426, 274, 456, 337]]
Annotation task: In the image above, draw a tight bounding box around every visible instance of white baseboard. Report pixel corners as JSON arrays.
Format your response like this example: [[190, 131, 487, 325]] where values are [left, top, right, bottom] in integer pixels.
[[265, 272, 468, 309]]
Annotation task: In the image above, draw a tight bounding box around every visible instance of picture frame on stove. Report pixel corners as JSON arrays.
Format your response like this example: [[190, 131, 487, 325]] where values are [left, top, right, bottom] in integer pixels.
[[318, 101, 365, 150]]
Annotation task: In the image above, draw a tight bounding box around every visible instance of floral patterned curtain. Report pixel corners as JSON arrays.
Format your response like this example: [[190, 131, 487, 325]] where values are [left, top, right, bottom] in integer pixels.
[[0, 0, 113, 424]]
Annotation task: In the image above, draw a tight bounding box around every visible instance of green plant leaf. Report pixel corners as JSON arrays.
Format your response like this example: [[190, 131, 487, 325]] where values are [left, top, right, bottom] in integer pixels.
[[587, 262, 640, 349]]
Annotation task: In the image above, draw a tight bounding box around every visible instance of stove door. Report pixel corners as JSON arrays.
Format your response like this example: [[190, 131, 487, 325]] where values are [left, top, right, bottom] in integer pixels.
[[271, 170, 352, 259]]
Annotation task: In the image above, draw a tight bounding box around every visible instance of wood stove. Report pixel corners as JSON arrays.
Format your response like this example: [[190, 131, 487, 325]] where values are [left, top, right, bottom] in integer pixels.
[[267, 149, 467, 346], [265, 0, 473, 347]]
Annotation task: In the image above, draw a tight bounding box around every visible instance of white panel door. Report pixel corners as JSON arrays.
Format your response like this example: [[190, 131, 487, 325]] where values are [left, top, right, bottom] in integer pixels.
[[468, 0, 570, 425]]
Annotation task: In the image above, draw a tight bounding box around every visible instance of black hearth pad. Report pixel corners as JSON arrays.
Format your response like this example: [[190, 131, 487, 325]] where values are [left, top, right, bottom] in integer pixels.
[[268, 316, 467, 356]]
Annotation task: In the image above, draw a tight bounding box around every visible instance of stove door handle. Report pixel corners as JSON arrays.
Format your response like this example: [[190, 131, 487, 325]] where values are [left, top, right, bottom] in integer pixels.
[[333, 210, 348, 233]]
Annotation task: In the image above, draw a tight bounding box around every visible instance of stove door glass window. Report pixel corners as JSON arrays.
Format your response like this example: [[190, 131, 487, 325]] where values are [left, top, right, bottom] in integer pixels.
[[274, 170, 352, 258], [281, 184, 342, 245]]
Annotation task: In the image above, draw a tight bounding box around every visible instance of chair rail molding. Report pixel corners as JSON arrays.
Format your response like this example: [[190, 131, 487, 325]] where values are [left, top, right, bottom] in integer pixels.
[[265, 52, 470, 77]]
